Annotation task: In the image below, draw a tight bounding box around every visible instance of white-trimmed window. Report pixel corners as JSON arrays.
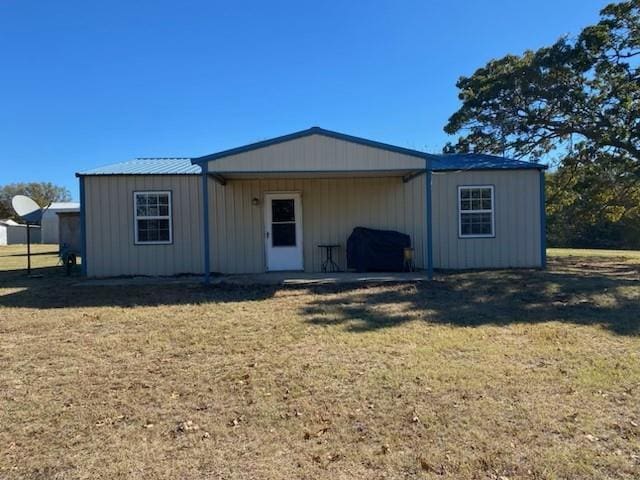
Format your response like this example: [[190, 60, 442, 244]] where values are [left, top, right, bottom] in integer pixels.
[[134, 191, 172, 244], [458, 185, 494, 238]]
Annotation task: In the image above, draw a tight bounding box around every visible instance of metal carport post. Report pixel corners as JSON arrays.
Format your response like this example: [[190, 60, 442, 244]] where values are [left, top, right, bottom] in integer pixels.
[[425, 157, 434, 280], [201, 162, 211, 284]]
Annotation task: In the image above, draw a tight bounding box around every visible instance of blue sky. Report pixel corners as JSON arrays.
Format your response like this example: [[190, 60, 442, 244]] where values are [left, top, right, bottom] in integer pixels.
[[1, 0, 610, 199]]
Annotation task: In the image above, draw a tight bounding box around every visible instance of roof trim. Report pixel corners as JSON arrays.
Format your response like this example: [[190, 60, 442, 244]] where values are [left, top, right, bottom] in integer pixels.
[[76, 172, 201, 177], [191, 126, 431, 164], [429, 152, 547, 171], [75, 129, 547, 176], [75, 158, 201, 177], [433, 166, 547, 172], [191, 126, 547, 171]]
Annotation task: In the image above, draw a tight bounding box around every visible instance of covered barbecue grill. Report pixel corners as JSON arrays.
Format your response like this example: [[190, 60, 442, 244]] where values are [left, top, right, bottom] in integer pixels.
[[346, 227, 411, 272]]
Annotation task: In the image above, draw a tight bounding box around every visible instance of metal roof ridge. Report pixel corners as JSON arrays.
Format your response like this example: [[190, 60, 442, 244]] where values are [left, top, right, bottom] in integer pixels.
[[191, 126, 431, 164], [134, 157, 192, 160]]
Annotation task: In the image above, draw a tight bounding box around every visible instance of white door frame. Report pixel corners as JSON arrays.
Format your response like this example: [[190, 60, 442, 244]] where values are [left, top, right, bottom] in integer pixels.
[[264, 192, 304, 271]]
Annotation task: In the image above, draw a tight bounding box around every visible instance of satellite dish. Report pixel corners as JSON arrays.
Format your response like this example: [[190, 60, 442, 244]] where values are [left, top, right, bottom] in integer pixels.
[[11, 195, 43, 224], [10, 195, 50, 277]]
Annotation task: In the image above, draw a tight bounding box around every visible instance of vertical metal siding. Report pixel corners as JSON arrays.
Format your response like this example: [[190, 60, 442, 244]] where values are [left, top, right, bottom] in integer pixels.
[[432, 170, 542, 269], [207, 176, 426, 273], [84, 175, 203, 277], [207, 134, 426, 173], [84, 169, 541, 277]]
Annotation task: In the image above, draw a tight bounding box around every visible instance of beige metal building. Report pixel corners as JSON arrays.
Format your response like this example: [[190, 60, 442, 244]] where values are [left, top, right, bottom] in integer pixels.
[[77, 127, 546, 279]]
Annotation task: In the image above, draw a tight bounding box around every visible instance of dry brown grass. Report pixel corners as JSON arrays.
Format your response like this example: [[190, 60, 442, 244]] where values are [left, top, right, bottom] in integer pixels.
[[548, 248, 640, 261], [0, 246, 639, 479]]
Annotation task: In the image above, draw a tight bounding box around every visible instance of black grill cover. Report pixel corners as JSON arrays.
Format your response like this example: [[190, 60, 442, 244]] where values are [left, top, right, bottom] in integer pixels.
[[346, 227, 411, 272]]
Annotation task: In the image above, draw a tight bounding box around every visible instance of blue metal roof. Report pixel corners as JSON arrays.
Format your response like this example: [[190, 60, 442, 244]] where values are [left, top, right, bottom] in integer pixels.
[[190, 126, 545, 171], [76, 158, 201, 176], [429, 153, 545, 171], [76, 130, 546, 176]]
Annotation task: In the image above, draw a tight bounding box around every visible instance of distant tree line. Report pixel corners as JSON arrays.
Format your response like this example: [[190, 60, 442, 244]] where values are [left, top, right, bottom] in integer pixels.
[[444, 0, 639, 249], [0, 182, 72, 220], [546, 156, 640, 249]]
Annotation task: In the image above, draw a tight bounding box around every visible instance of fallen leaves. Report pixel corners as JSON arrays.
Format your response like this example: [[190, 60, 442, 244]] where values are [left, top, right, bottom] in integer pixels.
[[3, 250, 640, 479], [94, 415, 126, 427], [306, 426, 329, 438], [310, 452, 343, 467], [228, 415, 244, 428], [418, 456, 445, 475], [173, 420, 211, 440], [175, 420, 200, 433]]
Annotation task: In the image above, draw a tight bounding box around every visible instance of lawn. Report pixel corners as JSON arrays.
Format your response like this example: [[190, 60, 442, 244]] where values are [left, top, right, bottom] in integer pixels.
[[0, 245, 639, 479], [548, 247, 640, 261]]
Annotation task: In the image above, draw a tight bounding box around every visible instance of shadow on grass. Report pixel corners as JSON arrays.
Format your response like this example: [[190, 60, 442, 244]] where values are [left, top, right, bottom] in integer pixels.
[[0, 264, 79, 280], [4, 250, 59, 257], [0, 257, 638, 336], [303, 258, 640, 336]]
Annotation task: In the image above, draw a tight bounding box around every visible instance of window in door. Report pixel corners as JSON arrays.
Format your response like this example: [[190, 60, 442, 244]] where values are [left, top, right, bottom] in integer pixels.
[[271, 199, 296, 246]]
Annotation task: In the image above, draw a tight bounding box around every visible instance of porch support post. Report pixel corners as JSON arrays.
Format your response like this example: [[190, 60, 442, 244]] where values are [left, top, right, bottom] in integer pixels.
[[201, 162, 211, 284], [539, 170, 547, 269], [424, 158, 434, 280], [79, 175, 87, 277]]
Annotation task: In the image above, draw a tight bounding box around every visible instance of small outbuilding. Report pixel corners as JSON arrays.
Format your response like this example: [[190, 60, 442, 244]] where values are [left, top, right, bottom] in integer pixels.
[[76, 127, 547, 278], [40, 202, 80, 244], [0, 219, 41, 245]]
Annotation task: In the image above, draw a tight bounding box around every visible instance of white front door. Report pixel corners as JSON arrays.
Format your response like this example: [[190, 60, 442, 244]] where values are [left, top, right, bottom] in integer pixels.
[[264, 193, 303, 271]]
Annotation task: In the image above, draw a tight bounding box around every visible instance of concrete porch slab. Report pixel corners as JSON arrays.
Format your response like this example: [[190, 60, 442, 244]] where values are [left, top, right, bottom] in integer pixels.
[[211, 271, 429, 286], [77, 272, 429, 287]]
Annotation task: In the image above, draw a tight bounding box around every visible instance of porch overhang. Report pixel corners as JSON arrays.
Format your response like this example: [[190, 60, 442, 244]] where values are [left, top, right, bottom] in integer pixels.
[[195, 127, 435, 284], [206, 168, 426, 185]]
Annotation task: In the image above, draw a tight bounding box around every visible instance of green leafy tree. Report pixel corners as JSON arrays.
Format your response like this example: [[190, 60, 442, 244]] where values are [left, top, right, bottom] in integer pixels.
[[444, 0, 639, 163], [444, 0, 639, 248], [547, 155, 640, 248], [0, 182, 72, 220]]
